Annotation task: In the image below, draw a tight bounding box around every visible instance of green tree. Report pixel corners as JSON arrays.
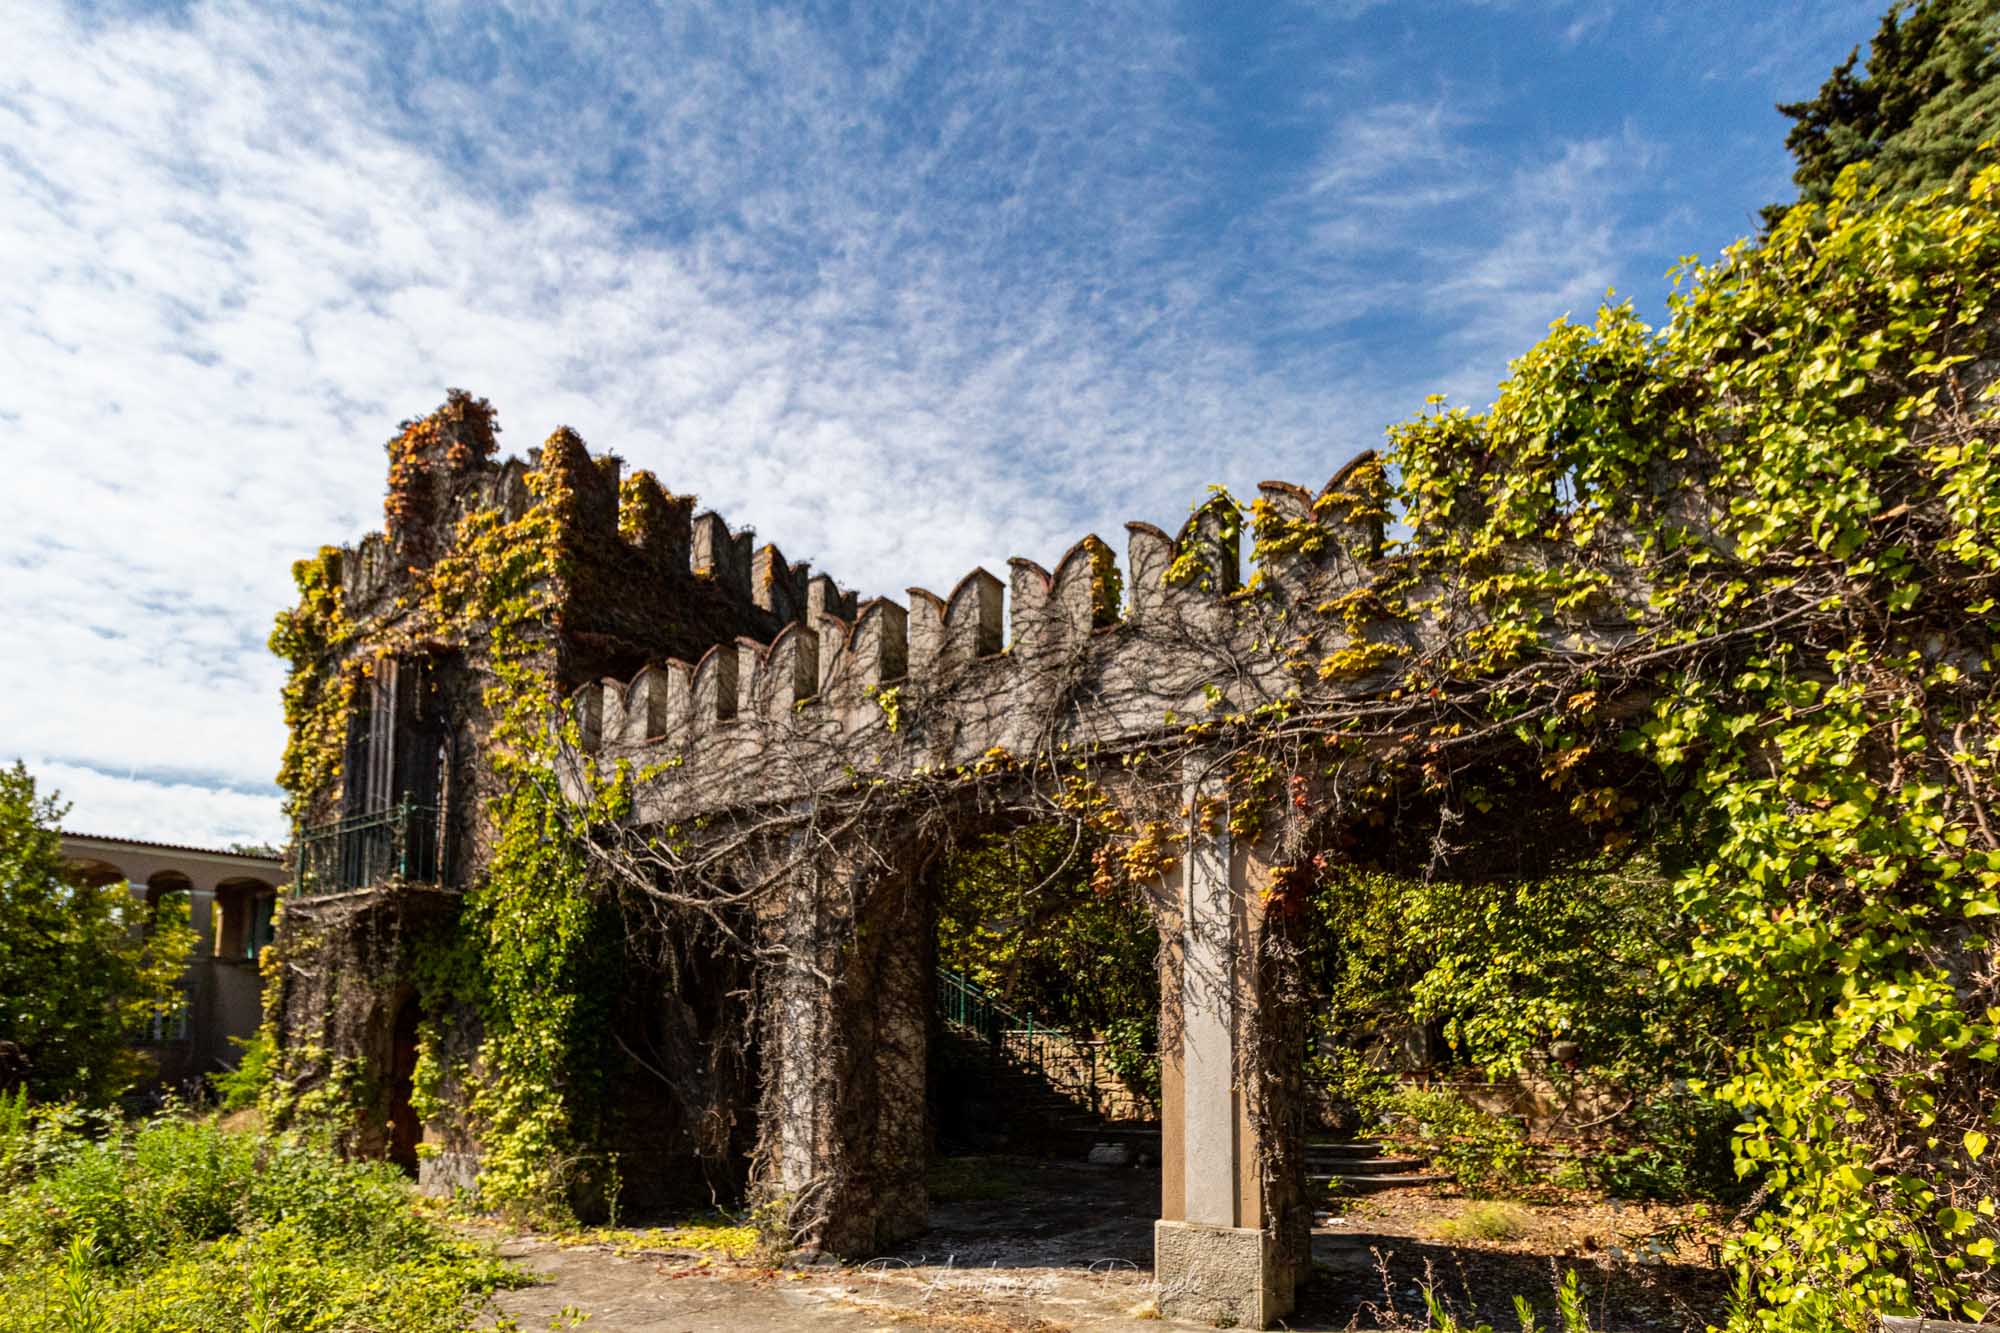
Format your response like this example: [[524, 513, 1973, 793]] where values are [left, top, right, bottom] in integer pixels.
[[1382, 157, 2000, 1323], [0, 763, 193, 1103], [1303, 857, 1738, 1088], [1766, 0, 1999, 225], [936, 822, 1160, 1099], [1300, 858, 1749, 1200]]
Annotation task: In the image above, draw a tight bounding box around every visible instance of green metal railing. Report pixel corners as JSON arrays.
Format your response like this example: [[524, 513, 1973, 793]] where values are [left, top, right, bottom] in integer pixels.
[[294, 799, 444, 897], [937, 965, 1028, 1046], [937, 966, 1100, 1117]]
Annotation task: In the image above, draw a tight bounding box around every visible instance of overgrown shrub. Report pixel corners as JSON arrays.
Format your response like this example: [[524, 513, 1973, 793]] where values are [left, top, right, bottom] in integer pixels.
[[1308, 1044, 1398, 1136], [207, 1032, 273, 1114], [1101, 1015, 1161, 1108], [1377, 1088, 1533, 1197], [0, 1100, 519, 1331], [1584, 1086, 1744, 1203]]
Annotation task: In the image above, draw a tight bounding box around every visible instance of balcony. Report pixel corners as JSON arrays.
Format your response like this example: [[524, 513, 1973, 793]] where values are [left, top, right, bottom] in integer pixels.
[[294, 800, 445, 897]]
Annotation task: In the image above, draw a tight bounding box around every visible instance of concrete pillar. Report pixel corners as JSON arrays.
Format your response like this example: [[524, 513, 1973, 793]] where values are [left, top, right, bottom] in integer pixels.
[[189, 888, 215, 956], [763, 822, 930, 1257], [1154, 754, 1308, 1329]]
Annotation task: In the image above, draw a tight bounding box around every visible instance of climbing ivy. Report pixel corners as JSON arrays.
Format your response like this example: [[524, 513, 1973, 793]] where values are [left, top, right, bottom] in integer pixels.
[[269, 406, 632, 1225], [268, 546, 354, 818], [1143, 155, 2000, 1324], [1371, 162, 2000, 1325], [410, 424, 636, 1223]]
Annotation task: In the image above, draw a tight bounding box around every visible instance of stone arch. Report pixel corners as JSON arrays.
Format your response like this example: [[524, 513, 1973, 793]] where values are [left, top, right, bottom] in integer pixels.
[[67, 857, 129, 889], [710, 768, 1311, 1328], [145, 869, 193, 918], [214, 876, 279, 961]]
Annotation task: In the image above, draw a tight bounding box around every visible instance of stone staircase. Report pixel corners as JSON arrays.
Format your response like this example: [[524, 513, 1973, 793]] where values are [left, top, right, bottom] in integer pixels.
[[984, 1049, 1162, 1160], [934, 967, 1159, 1160], [1308, 1138, 1448, 1194]]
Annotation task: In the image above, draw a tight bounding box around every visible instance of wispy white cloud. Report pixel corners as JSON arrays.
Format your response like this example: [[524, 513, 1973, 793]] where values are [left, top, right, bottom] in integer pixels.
[[26, 758, 284, 850], [0, 0, 1884, 847], [1560, 4, 1619, 48], [0, 1, 1370, 845], [1421, 127, 1672, 399], [1305, 98, 1479, 205]]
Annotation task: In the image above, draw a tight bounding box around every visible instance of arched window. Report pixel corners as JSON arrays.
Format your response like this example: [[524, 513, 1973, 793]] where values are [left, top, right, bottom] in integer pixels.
[[144, 871, 193, 930], [216, 878, 278, 959]]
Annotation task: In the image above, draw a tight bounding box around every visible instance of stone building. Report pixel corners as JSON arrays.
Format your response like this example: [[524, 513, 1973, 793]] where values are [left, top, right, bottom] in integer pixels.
[[265, 392, 1607, 1327], [58, 833, 283, 1087]]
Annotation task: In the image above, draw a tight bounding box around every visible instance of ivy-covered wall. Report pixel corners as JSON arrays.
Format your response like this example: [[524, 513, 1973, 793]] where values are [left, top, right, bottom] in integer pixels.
[[263, 156, 2000, 1321], [262, 394, 808, 1224]]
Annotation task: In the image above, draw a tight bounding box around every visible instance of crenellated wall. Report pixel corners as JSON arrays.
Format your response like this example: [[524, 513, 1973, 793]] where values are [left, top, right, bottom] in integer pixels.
[[330, 438, 860, 694], [572, 454, 1413, 823], [283, 400, 1609, 1327]]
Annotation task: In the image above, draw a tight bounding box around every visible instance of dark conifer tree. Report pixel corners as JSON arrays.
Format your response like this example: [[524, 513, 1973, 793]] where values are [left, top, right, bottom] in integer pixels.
[[1765, 0, 1998, 226]]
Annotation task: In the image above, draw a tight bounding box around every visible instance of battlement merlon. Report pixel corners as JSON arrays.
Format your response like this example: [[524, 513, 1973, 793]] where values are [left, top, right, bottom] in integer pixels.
[[571, 451, 1471, 824], [315, 398, 863, 680]]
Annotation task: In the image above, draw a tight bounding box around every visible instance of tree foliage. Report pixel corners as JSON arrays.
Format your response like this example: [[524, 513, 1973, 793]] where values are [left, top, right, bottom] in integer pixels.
[[935, 822, 1160, 1098], [1381, 158, 2000, 1324], [1301, 857, 1737, 1089], [0, 763, 193, 1106], [1767, 0, 1999, 225]]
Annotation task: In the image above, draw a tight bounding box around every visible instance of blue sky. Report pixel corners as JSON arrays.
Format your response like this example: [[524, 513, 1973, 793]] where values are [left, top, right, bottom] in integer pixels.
[[0, 0, 1886, 846]]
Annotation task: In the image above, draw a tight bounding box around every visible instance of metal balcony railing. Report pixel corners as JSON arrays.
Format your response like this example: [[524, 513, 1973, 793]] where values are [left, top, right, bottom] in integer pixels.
[[293, 799, 444, 897]]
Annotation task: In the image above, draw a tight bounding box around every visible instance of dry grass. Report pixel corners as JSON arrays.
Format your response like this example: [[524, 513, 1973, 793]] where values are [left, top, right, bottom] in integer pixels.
[[1430, 1201, 1534, 1243]]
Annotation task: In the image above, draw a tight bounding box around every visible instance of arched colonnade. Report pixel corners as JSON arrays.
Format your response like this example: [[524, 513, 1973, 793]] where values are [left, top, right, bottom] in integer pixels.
[[58, 833, 286, 1084]]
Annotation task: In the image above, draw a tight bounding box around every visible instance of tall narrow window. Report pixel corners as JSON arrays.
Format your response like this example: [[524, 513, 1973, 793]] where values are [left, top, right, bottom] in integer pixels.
[[319, 656, 451, 892]]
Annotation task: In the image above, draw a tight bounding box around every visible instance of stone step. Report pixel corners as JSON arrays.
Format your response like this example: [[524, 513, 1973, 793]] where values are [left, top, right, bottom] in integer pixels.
[[997, 1076, 1091, 1090], [1306, 1154, 1430, 1176], [1305, 1139, 1386, 1156], [1311, 1171, 1451, 1194], [1002, 1089, 1082, 1104]]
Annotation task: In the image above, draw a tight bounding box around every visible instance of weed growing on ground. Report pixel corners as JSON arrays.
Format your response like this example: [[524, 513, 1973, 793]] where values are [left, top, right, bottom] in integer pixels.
[[1431, 1201, 1534, 1243], [1422, 1268, 1600, 1332], [0, 1095, 523, 1332], [556, 1215, 759, 1259]]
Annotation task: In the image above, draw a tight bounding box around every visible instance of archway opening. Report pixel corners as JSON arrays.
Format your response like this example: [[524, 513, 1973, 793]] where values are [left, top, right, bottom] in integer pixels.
[[921, 817, 1162, 1271], [388, 993, 424, 1174], [1285, 750, 1742, 1326], [143, 871, 193, 931], [214, 877, 278, 960], [140, 873, 195, 1051], [600, 894, 761, 1222]]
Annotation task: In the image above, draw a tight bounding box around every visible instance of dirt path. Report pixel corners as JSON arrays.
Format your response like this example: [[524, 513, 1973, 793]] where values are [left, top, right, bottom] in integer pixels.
[[478, 1159, 1170, 1333], [473, 1161, 1732, 1332]]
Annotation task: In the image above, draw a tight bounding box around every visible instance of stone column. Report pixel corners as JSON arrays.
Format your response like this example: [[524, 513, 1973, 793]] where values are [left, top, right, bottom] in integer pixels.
[[184, 882, 219, 1072], [189, 888, 215, 956], [1154, 754, 1308, 1329], [763, 821, 931, 1258]]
